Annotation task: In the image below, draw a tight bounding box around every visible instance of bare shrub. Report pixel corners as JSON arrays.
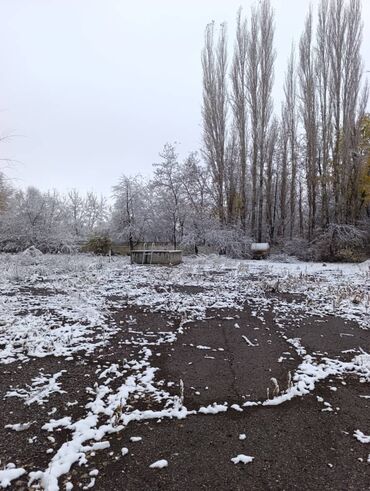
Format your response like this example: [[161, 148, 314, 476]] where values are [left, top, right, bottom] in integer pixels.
[[276, 238, 313, 261], [204, 227, 252, 258], [311, 224, 367, 262], [84, 236, 112, 255]]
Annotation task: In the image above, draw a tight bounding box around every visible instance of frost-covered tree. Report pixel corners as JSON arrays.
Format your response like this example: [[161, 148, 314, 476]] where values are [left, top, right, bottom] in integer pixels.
[[0, 172, 13, 213], [180, 152, 213, 251], [151, 143, 187, 249], [67, 189, 85, 237], [112, 175, 150, 249], [0, 187, 70, 251]]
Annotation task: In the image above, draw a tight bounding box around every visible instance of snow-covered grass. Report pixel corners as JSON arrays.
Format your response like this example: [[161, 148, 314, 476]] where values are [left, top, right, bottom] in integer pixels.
[[0, 253, 368, 365]]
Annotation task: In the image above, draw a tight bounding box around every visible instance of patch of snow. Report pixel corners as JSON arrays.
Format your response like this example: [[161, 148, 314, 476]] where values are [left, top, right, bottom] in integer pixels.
[[230, 404, 243, 412], [198, 403, 228, 414], [149, 459, 168, 469], [231, 454, 254, 464], [354, 430, 370, 444], [4, 422, 33, 432], [0, 465, 26, 488], [242, 336, 258, 347], [5, 371, 65, 405]]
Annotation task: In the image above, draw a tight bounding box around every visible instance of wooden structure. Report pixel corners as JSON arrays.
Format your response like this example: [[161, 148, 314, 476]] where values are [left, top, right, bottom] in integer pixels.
[[130, 249, 182, 265]]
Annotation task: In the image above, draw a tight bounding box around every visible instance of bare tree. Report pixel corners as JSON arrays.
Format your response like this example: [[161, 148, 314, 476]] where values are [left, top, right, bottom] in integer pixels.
[[230, 8, 248, 229], [328, 0, 346, 223], [68, 189, 84, 237], [246, 0, 275, 241], [201, 22, 228, 224], [224, 128, 239, 224], [315, 0, 331, 228], [112, 175, 149, 251], [283, 46, 298, 239], [265, 118, 278, 241], [84, 192, 107, 234], [278, 109, 288, 238], [246, 6, 259, 237], [341, 0, 364, 222], [181, 152, 212, 250], [256, 0, 275, 242], [152, 143, 185, 249], [299, 7, 317, 240]]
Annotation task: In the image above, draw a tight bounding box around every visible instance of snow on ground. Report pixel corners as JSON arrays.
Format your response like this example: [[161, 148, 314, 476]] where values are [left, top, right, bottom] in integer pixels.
[[149, 459, 168, 469], [0, 253, 369, 489], [0, 253, 368, 364], [231, 454, 254, 464], [0, 465, 26, 488], [354, 430, 370, 444], [5, 370, 66, 405]]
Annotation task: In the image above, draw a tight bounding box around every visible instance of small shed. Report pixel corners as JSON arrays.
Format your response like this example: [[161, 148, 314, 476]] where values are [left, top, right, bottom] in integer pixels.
[[251, 243, 270, 259]]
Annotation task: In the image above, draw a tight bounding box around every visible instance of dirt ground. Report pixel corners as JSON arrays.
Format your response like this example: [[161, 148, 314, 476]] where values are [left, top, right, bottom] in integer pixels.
[[0, 289, 369, 490]]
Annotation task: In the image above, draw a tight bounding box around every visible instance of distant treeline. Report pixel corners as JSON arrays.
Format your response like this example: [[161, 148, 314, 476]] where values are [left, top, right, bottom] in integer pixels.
[[0, 0, 369, 262]]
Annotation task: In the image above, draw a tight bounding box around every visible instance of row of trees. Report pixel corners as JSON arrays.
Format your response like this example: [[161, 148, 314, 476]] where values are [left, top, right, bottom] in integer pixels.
[[0, 178, 108, 251], [112, 0, 370, 257], [0, 145, 250, 255], [201, 0, 369, 243]]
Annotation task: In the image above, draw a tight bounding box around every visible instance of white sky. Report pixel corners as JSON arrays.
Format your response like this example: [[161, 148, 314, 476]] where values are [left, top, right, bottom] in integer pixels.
[[0, 0, 369, 198]]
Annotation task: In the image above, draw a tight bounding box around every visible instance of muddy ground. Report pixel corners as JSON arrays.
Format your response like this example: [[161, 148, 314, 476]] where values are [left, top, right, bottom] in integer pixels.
[[0, 289, 369, 490]]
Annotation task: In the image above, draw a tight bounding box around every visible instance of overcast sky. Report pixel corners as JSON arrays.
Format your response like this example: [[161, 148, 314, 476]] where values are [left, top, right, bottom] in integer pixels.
[[0, 0, 369, 198]]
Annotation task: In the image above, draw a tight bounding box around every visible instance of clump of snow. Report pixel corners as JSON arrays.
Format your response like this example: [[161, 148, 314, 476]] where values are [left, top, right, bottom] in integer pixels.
[[149, 459, 168, 469], [42, 417, 72, 432], [354, 430, 370, 444], [0, 465, 26, 488], [199, 403, 228, 414], [130, 436, 142, 442], [5, 422, 33, 432], [230, 404, 243, 412], [231, 454, 254, 464]]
